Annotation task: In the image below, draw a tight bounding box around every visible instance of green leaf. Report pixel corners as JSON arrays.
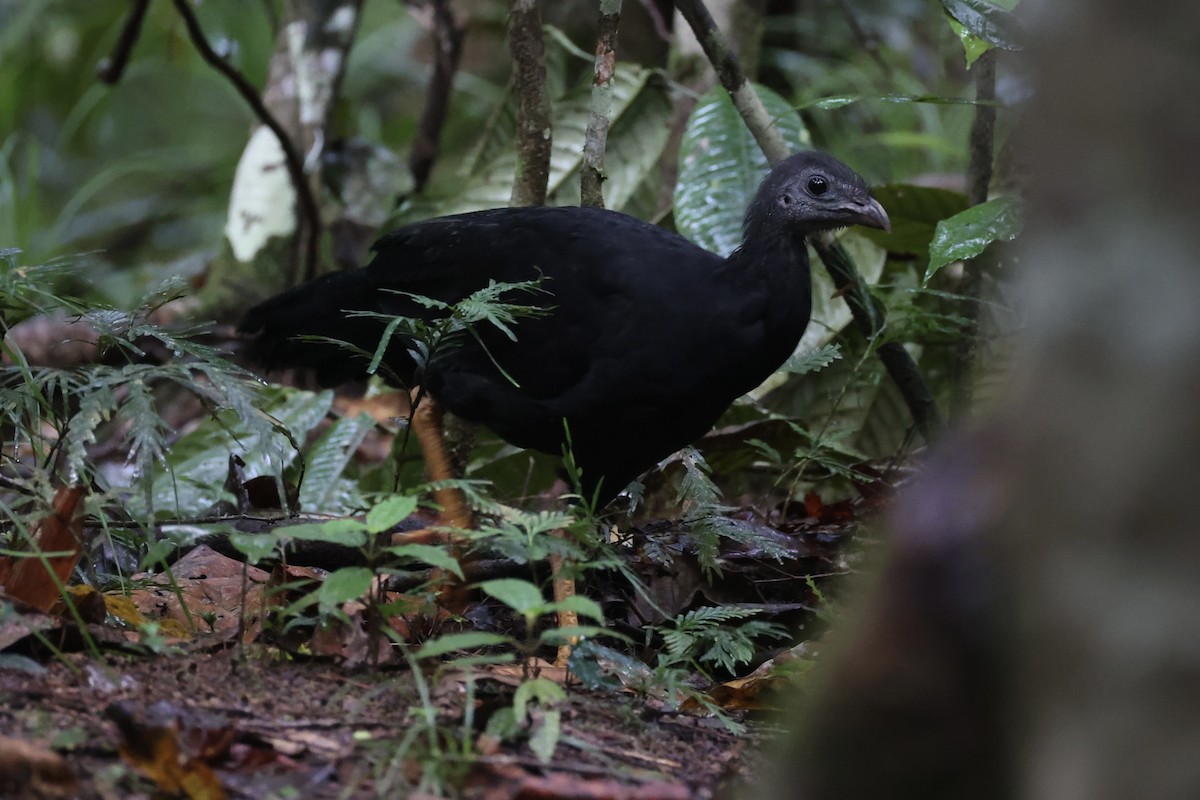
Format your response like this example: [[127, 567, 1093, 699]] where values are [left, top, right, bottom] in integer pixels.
[[416, 631, 512, 659], [781, 343, 842, 376], [927, 196, 1023, 281], [276, 518, 368, 548], [538, 625, 609, 646], [857, 184, 970, 257], [529, 708, 561, 765], [149, 387, 332, 517], [948, 18, 994, 67], [675, 83, 811, 256], [478, 578, 546, 615], [942, 0, 1023, 56], [550, 595, 604, 623], [299, 412, 375, 514], [412, 65, 670, 219], [227, 532, 278, 564], [365, 495, 419, 534], [317, 567, 374, 612], [513, 676, 566, 719], [385, 543, 464, 580]]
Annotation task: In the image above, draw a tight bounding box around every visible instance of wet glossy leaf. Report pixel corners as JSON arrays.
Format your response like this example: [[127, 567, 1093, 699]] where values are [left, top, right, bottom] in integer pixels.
[[942, 0, 1023, 53], [927, 196, 1023, 281]]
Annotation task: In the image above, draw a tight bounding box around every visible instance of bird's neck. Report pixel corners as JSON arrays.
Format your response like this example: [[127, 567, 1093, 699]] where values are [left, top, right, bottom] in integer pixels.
[[723, 228, 813, 335], [724, 228, 810, 289]]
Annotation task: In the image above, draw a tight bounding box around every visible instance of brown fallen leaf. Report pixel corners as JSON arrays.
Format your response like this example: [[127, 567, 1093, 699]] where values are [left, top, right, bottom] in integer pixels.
[[3, 485, 86, 612], [0, 735, 79, 799], [106, 701, 229, 800]]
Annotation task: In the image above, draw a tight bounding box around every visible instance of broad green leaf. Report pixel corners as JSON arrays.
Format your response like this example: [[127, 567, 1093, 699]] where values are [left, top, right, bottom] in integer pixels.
[[538, 625, 609, 646], [317, 566, 375, 612], [478, 578, 546, 615], [386, 543, 464, 580], [276, 518, 368, 547], [228, 532, 278, 564], [927, 196, 1023, 281], [412, 65, 670, 220], [942, 0, 1023, 49], [857, 184, 969, 257], [529, 708, 561, 765], [551, 594, 604, 622], [416, 631, 512, 659], [365, 495, 419, 534], [675, 83, 811, 257], [513, 676, 566, 719], [299, 411, 375, 514], [942, 0, 1023, 63], [149, 387, 332, 517]]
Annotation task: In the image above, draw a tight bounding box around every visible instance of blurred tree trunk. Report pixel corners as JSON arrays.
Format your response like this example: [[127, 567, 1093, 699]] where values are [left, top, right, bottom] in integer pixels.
[[767, 0, 1200, 797]]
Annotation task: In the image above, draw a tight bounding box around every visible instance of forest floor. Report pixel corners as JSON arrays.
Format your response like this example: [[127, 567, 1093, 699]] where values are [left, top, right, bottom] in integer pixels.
[[2, 628, 777, 799]]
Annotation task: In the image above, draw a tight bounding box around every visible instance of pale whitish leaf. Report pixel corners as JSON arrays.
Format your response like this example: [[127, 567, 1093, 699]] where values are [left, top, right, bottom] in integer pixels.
[[365, 495, 419, 534], [317, 567, 374, 612], [675, 83, 811, 257], [298, 412, 374, 514], [225, 126, 297, 262], [416, 631, 511, 659], [276, 518, 368, 547], [386, 543, 464, 580], [479, 578, 546, 615]]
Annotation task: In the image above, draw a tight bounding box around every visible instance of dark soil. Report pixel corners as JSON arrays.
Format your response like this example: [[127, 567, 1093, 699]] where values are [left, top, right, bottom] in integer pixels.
[[1, 646, 766, 799]]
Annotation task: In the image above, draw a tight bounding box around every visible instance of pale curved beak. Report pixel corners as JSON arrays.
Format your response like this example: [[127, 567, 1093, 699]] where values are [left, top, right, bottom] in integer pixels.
[[852, 195, 891, 232]]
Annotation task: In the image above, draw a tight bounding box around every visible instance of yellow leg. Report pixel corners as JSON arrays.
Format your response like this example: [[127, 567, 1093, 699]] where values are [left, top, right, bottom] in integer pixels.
[[407, 390, 472, 614], [549, 533, 579, 669]]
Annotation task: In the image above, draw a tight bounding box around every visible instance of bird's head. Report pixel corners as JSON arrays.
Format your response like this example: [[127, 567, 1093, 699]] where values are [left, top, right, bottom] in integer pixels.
[[745, 150, 890, 238]]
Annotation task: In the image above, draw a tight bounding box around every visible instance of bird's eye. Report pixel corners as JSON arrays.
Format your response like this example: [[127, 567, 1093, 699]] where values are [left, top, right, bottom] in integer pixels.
[[807, 176, 829, 196]]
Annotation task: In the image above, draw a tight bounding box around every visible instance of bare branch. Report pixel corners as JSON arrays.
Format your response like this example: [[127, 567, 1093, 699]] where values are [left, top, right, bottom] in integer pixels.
[[406, 0, 466, 193], [672, 0, 787, 164], [507, 0, 553, 207], [581, 0, 623, 208], [171, 0, 321, 283], [97, 0, 151, 84]]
